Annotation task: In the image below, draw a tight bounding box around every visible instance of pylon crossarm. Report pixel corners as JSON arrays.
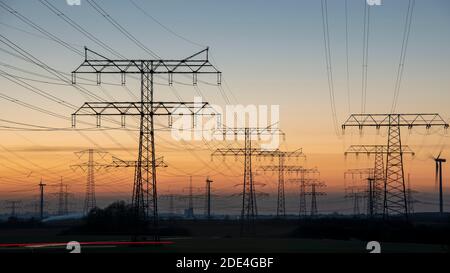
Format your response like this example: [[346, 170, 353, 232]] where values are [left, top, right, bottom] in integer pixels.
[[259, 165, 301, 172], [211, 148, 281, 158], [342, 113, 449, 130], [344, 168, 374, 178], [212, 126, 285, 141], [73, 101, 217, 116], [106, 156, 167, 168], [344, 145, 415, 156], [72, 47, 221, 84], [72, 101, 219, 127]]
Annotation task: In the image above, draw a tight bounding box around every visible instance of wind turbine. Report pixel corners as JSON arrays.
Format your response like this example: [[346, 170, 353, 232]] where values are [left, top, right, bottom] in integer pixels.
[[433, 152, 446, 215]]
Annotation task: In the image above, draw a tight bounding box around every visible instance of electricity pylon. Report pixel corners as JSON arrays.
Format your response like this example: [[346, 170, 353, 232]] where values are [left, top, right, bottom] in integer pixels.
[[52, 177, 71, 216], [288, 168, 320, 217], [106, 156, 168, 209], [211, 126, 284, 235], [345, 145, 415, 215], [70, 148, 107, 215], [5, 200, 21, 217], [344, 168, 374, 216], [304, 181, 326, 217], [181, 177, 203, 218], [345, 186, 367, 216], [342, 113, 449, 218], [71, 47, 221, 240], [258, 150, 306, 217]]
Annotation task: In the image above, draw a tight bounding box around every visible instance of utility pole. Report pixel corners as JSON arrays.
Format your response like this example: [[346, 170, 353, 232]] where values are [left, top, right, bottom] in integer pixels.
[[258, 150, 306, 217], [211, 126, 285, 235], [342, 113, 448, 218], [345, 144, 414, 215], [406, 173, 419, 215], [205, 177, 213, 219], [70, 149, 107, 215], [58, 177, 64, 215], [38, 179, 46, 220], [187, 176, 194, 217], [71, 47, 220, 241]]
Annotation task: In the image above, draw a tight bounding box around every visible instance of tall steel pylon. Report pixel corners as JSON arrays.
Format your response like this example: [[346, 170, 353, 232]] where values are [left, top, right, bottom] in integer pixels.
[[345, 145, 414, 215], [52, 179, 72, 216], [211, 126, 284, 235], [258, 150, 307, 217], [344, 168, 374, 216], [342, 113, 449, 218], [288, 168, 320, 218], [71, 47, 220, 240], [305, 181, 326, 217], [5, 200, 21, 218], [70, 148, 107, 215]]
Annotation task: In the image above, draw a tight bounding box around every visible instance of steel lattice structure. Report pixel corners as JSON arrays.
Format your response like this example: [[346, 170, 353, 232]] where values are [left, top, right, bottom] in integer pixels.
[[345, 145, 414, 215], [71, 47, 221, 240], [287, 167, 320, 217], [211, 126, 284, 235], [303, 181, 326, 217], [70, 149, 107, 215], [344, 168, 374, 216], [257, 150, 306, 217], [342, 113, 449, 218]]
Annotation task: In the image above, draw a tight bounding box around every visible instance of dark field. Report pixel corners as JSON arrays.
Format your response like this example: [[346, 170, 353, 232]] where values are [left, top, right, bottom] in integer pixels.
[[0, 216, 448, 253]]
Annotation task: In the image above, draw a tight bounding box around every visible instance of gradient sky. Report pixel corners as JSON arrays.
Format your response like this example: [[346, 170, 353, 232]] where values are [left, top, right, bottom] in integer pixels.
[[0, 0, 449, 215]]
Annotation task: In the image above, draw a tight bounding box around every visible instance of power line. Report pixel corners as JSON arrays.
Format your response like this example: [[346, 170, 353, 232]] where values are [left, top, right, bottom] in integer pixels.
[[127, 0, 206, 48], [320, 0, 340, 136], [345, 0, 351, 114], [86, 0, 160, 58], [38, 0, 126, 59], [0, 2, 82, 56], [361, 2, 370, 113], [391, 0, 415, 113]]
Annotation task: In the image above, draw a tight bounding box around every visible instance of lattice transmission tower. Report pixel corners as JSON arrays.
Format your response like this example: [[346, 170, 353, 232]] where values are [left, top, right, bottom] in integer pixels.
[[71, 47, 220, 240], [258, 149, 306, 217], [211, 126, 284, 235], [305, 181, 326, 217], [342, 114, 448, 218], [288, 167, 320, 218], [345, 145, 414, 215], [70, 148, 107, 215]]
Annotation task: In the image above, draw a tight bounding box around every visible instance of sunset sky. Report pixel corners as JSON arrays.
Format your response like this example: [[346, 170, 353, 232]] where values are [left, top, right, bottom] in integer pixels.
[[0, 0, 449, 215]]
